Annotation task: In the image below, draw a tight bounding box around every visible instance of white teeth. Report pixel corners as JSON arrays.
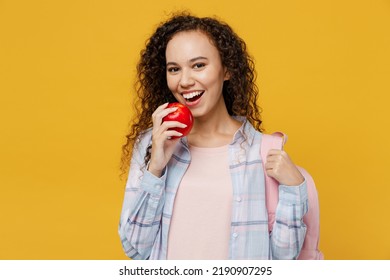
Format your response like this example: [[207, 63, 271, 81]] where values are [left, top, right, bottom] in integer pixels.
[[183, 91, 203, 100]]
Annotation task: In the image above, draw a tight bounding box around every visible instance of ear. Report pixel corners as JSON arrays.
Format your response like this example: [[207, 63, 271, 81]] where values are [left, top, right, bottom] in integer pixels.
[[223, 68, 231, 81]]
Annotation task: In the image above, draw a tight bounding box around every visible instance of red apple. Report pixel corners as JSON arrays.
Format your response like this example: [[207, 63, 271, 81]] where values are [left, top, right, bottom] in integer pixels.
[[162, 102, 193, 139]]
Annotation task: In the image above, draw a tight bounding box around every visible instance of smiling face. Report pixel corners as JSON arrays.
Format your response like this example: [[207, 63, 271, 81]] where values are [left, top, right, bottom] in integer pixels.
[[165, 30, 229, 119]]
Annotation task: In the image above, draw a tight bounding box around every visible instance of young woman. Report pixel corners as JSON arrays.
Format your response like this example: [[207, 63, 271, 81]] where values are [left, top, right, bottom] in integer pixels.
[[119, 13, 308, 260]]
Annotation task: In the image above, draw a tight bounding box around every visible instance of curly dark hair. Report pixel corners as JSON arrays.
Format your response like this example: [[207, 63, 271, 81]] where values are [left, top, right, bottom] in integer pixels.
[[120, 12, 263, 177]]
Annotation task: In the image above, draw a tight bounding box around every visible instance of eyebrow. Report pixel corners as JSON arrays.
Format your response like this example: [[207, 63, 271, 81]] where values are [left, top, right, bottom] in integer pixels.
[[166, 56, 208, 66]]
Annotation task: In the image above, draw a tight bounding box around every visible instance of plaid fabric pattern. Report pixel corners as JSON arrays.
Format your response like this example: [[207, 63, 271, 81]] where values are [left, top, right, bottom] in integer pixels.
[[119, 118, 308, 260]]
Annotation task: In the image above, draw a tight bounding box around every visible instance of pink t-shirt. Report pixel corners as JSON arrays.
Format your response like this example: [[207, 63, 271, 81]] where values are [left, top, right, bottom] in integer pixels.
[[166, 145, 233, 260]]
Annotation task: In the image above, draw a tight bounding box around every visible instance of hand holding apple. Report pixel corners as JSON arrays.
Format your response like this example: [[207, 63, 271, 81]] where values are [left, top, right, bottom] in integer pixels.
[[148, 102, 193, 177], [162, 102, 193, 139]]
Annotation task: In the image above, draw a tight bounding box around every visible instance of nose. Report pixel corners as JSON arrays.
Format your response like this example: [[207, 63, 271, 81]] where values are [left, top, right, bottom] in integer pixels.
[[179, 69, 195, 88]]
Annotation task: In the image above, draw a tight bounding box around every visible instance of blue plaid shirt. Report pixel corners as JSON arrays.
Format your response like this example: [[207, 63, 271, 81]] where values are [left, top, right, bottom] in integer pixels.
[[119, 119, 308, 259]]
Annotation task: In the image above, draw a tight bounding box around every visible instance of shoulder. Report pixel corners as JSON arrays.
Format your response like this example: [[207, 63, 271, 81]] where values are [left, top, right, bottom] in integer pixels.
[[241, 118, 263, 144], [134, 127, 153, 151], [140, 127, 153, 138]]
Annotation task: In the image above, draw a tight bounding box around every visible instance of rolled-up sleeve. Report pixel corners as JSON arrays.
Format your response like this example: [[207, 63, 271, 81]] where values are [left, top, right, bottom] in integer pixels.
[[118, 132, 167, 260], [270, 180, 308, 259]]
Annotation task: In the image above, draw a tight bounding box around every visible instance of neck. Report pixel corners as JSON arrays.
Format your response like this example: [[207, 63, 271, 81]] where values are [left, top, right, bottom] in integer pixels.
[[188, 108, 242, 147]]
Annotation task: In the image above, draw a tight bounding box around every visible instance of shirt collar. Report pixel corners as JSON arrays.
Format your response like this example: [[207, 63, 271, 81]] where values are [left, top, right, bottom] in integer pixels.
[[231, 116, 256, 146]]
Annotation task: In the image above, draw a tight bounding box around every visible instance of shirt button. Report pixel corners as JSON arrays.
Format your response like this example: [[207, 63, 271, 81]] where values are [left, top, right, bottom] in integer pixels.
[[232, 233, 238, 238], [236, 197, 242, 202]]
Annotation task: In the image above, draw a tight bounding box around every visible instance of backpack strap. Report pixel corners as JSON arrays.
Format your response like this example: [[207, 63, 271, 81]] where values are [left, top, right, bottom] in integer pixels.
[[260, 132, 287, 232], [295, 166, 323, 260], [261, 132, 324, 259]]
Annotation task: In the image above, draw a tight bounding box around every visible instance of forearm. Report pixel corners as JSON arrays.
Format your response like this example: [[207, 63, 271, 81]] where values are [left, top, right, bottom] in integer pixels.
[[119, 169, 167, 259], [270, 181, 308, 260]]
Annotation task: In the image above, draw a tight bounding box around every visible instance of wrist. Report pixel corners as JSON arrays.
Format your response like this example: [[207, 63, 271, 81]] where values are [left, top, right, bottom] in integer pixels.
[[285, 174, 305, 187], [147, 163, 163, 178]]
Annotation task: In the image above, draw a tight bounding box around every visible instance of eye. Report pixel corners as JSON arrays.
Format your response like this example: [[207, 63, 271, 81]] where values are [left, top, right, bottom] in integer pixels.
[[193, 63, 206, 69], [167, 66, 180, 73]]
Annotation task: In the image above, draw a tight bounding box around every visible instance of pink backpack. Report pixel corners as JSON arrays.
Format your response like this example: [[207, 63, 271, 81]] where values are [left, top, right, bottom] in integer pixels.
[[261, 132, 324, 260]]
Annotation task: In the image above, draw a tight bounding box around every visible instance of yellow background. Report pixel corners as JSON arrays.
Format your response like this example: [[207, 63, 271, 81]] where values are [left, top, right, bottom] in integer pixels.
[[1, 0, 389, 259]]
